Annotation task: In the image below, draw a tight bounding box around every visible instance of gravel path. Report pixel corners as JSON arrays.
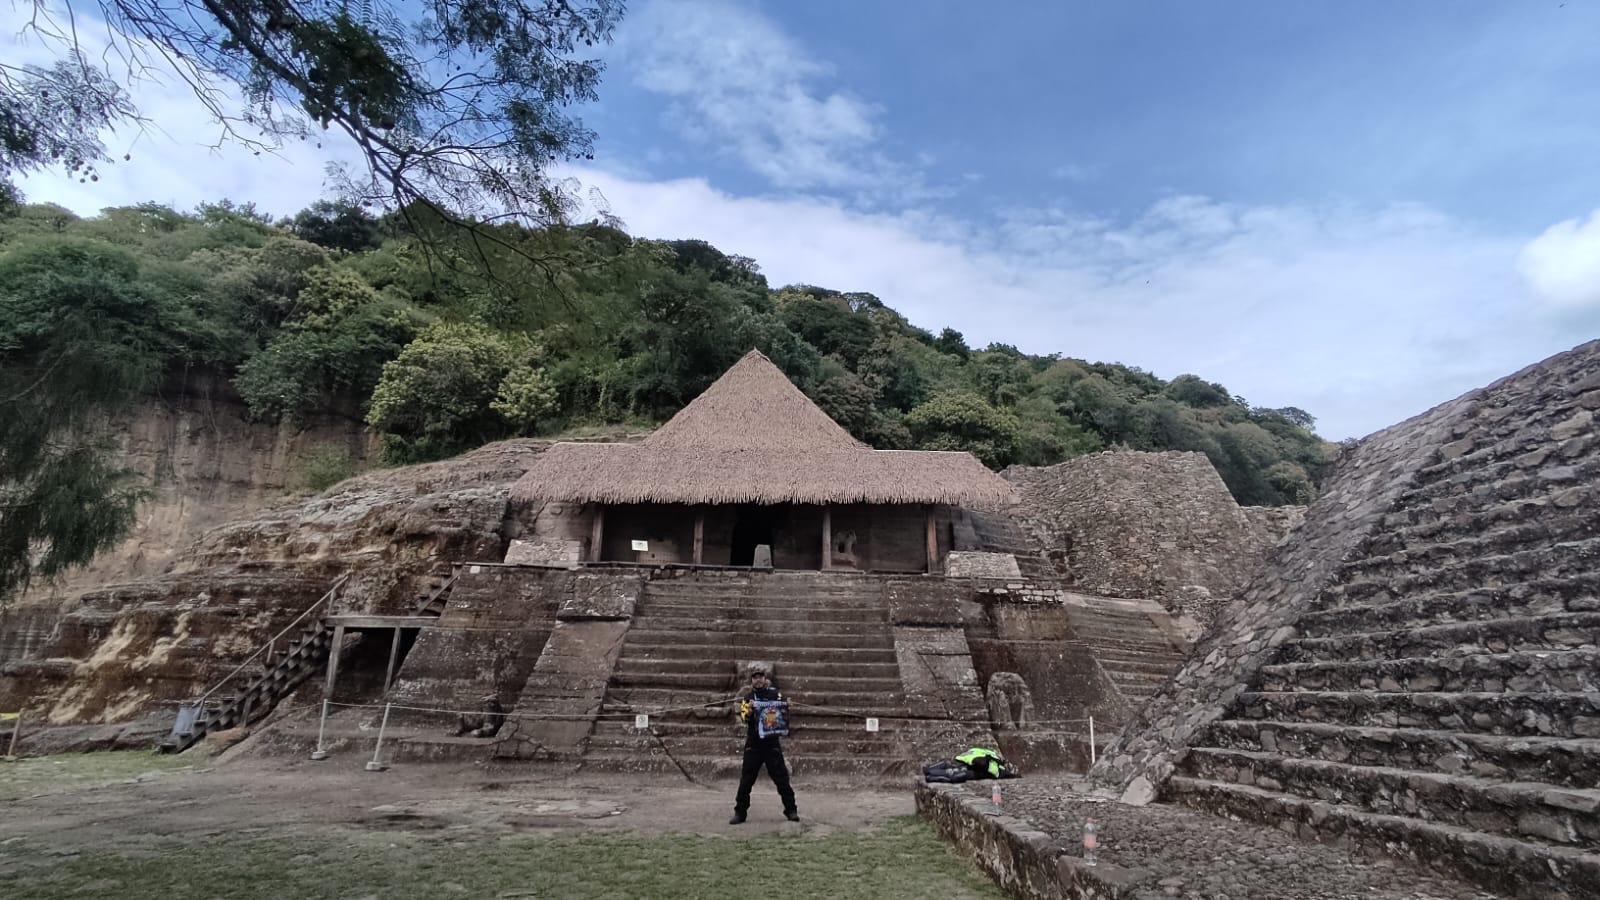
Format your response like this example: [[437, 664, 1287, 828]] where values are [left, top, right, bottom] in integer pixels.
[[964, 776, 1501, 900]]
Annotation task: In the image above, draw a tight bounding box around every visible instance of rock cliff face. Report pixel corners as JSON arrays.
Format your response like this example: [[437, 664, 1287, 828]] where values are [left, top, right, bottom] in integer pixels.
[[0, 370, 551, 744], [14, 371, 377, 606]]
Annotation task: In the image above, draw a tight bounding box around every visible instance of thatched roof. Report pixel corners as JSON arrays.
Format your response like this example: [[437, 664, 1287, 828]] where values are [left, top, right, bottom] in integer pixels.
[[512, 350, 1015, 506]]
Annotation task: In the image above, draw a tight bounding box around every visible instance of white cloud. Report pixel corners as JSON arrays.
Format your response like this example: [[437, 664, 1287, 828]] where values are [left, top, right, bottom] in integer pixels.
[[618, 0, 905, 194], [1518, 209, 1600, 313], [579, 167, 1582, 442]]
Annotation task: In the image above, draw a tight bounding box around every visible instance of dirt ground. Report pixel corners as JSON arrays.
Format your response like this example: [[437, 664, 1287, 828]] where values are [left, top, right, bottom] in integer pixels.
[[0, 751, 1005, 900]]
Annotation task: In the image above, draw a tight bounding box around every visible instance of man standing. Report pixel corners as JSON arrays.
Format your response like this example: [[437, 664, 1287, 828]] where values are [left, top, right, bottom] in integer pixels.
[[729, 665, 799, 824]]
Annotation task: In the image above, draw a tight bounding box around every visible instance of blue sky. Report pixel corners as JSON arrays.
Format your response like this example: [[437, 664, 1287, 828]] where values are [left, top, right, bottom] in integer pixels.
[[10, 0, 1600, 439]]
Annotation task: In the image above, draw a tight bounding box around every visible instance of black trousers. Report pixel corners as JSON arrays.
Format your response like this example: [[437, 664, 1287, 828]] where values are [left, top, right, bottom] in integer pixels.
[[734, 742, 797, 815]]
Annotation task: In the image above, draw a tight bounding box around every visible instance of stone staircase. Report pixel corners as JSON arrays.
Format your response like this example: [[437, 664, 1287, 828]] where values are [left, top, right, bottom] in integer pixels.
[[581, 572, 919, 779], [967, 508, 1062, 581], [1062, 594, 1188, 707], [1165, 397, 1600, 898]]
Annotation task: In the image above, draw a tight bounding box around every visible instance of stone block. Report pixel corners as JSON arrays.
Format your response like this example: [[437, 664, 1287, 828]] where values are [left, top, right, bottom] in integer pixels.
[[504, 538, 583, 566], [557, 574, 642, 620]]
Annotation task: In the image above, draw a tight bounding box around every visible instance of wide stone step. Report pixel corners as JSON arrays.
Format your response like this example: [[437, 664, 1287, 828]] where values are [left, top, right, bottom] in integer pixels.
[[635, 602, 890, 622], [606, 687, 908, 712], [1400, 442, 1600, 509], [585, 730, 903, 756], [1164, 776, 1600, 900], [639, 593, 885, 610], [622, 631, 896, 651], [615, 644, 900, 665], [1279, 613, 1600, 664], [578, 749, 914, 779], [611, 671, 904, 693], [1202, 719, 1600, 789], [1077, 633, 1182, 654], [1260, 649, 1600, 695], [1332, 537, 1600, 602], [1234, 690, 1600, 739], [1092, 656, 1184, 677], [613, 658, 903, 679], [1382, 486, 1596, 551], [1091, 646, 1187, 667], [628, 615, 886, 635], [1306, 573, 1600, 632], [1182, 747, 1600, 847]]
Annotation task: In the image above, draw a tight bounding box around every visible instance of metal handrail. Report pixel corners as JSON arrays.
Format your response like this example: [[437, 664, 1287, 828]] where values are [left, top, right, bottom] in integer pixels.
[[193, 573, 350, 706]]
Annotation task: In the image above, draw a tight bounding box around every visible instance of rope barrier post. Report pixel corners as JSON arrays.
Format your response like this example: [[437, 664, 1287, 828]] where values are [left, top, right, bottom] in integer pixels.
[[4, 711, 21, 759], [365, 703, 392, 772], [310, 699, 330, 760], [1088, 716, 1096, 766]]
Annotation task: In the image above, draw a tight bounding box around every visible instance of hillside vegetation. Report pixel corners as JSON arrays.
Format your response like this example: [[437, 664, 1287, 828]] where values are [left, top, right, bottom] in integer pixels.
[[0, 198, 1328, 591]]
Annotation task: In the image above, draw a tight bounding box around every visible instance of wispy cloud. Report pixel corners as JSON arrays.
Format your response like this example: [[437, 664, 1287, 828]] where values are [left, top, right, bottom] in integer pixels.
[[580, 167, 1583, 441], [618, 0, 908, 195]]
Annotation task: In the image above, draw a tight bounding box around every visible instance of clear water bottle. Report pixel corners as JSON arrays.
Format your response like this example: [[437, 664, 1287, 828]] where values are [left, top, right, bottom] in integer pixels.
[[990, 782, 1002, 806], [1082, 817, 1098, 866]]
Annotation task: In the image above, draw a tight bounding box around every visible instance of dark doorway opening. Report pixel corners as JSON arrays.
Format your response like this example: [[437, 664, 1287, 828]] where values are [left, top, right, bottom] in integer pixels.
[[730, 504, 779, 566]]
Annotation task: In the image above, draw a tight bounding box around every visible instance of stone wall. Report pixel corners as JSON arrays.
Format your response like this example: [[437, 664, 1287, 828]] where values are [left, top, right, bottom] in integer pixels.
[[1002, 451, 1299, 625], [1090, 337, 1599, 797]]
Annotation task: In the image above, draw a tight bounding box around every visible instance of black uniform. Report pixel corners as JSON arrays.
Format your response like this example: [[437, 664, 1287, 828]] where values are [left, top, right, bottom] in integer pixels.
[[732, 683, 797, 822]]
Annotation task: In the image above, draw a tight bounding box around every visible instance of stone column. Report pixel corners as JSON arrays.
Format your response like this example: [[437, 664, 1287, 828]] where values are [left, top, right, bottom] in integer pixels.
[[588, 504, 606, 562], [693, 509, 705, 565], [926, 506, 938, 574]]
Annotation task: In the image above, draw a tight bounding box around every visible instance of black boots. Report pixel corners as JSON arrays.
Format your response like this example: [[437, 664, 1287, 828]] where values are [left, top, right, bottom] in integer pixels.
[[785, 810, 800, 822], [728, 814, 746, 825]]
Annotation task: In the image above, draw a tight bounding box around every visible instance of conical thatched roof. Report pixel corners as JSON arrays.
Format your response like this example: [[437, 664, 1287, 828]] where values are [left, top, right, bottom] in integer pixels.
[[511, 350, 1014, 506]]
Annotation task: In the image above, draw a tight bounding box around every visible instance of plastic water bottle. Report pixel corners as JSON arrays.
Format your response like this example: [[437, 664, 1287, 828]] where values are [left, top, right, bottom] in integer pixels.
[[1082, 817, 1098, 866], [990, 782, 1002, 806]]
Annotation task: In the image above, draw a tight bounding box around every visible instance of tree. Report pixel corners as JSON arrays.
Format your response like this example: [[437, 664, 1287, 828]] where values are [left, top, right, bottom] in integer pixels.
[[5, 0, 623, 228], [0, 238, 226, 599], [286, 200, 385, 253], [905, 392, 1022, 469], [366, 321, 552, 461]]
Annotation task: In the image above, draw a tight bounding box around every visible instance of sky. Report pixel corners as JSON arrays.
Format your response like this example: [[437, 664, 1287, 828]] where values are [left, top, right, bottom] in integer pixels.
[[9, 0, 1600, 440]]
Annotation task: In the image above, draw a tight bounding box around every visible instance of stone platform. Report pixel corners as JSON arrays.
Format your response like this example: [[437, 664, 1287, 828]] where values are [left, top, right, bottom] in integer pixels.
[[918, 775, 1501, 900]]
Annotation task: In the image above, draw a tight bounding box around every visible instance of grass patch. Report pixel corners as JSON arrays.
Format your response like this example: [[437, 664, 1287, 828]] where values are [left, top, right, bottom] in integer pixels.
[[0, 817, 1003, 900], [0, 751, 193, 802]]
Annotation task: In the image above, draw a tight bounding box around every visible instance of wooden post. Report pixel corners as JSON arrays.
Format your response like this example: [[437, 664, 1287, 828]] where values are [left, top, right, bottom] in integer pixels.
[[322, 624, 346, 699], [6, 711, 23, 757], [384, 626, 402, 693], [692, 509, 705, 565], [821, 506, 832, 570], [925, 506, 939, 574], [589, 505, 606, 562]]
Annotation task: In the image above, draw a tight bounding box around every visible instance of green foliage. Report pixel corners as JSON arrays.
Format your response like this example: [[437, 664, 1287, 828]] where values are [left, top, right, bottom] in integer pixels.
[[296, 444, 357, 494], [0, 198, 1335, 600], [366, 322, 551, 462], [905, 392, 1023, 468]]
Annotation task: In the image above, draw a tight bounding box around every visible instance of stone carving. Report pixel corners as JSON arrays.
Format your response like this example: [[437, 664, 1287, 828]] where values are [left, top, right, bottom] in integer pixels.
[[985, 671, 1035, 731], [832, 530, 858, 567], [453, 695, 506, 738], [752, 544, 773, 568]]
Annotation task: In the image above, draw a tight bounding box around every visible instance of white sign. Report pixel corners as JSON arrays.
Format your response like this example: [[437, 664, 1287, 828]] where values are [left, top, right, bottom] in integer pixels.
[[634, 714, 649, 730], [469, 565, 481, 574], [865, 718, 879, 732], [631, 540, 649, 551]]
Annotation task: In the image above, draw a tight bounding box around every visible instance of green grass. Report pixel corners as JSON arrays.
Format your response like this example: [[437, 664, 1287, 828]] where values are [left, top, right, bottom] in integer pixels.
[[0, 751, 193, 802], [0, 817, 1004, 900]]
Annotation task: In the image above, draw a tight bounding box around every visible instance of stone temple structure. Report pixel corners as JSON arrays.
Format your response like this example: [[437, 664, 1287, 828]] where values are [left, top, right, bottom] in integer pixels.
[[1091, 337, 1600, 899], [5, 349, 1283, 779]]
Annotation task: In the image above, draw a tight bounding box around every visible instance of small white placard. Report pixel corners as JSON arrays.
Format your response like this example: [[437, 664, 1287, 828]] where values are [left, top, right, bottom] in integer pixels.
[[469, 565, 481, 574], [631, 540, 649, 551], [865, 718, 879, 732], [634, 714, 649, 729]]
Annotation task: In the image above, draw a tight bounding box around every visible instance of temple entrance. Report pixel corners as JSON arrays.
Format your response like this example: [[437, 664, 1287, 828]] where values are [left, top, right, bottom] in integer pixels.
[[730, 504, 779, 566]]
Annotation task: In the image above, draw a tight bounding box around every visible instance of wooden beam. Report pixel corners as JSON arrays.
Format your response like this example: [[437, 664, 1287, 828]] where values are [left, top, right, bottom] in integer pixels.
[[323, 615, 433, 629], [322, 624, 346, 699], [821, 506, 832, 570], [692, 509, 705, 565], [383, 626, 402, 693], [589, 504, 606, 562], [926, 506, 938, 574]]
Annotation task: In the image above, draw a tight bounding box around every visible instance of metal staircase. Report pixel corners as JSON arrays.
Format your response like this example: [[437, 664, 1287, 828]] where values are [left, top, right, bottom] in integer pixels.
[[161, 576, 348, 753]]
